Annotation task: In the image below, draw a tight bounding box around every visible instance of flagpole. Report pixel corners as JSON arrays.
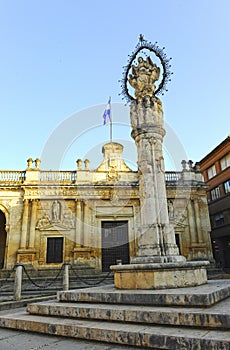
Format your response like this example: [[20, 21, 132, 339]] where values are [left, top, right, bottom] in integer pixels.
[[109, 96, 112, 143]]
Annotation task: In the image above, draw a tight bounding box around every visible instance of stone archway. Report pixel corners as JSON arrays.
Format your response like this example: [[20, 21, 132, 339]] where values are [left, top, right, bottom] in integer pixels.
[[0, 210, 7, 269]]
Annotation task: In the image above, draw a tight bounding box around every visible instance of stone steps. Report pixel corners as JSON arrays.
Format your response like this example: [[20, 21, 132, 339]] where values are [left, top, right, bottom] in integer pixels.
[[27, 299, 230, 329], [0, 311, 229, 349], [58, 280, 230, 306], [0, 281, 230, 349]]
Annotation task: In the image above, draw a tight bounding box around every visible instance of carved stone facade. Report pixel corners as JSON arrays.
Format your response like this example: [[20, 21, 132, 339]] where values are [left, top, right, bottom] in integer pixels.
[[0, 144, 214, 271]]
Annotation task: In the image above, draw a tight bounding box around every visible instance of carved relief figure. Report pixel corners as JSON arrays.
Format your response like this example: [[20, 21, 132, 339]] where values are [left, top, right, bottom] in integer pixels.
[[168, 200, 174, 219], [62, 212, 74, 228], [129, 56, 160, 99], [36, 215, 51, 229], [52, 200, 61, 221]]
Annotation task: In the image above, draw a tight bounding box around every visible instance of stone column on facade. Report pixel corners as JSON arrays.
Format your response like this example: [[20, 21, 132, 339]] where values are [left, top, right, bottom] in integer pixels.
[[194, 198, 203, 243], [28, 199, 37, 249], [20, 199, 29, 249], [187, 199, 197, 244], [83, 200, 90, 247], [75, 199, 82, 247]]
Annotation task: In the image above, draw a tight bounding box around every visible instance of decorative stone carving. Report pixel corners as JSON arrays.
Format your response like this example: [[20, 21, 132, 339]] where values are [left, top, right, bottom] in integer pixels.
[[76, 159, 82, 170], [27, 158, 33, 170], [36, 215, 51, 229], [34, 158, 41, 169], [36, 201, 74, 230], [51, 200, 61, 221], [84, 159, 90, 170], [129, 56, 160, 99], [167, 200, 174, 219], [106, 167, 120, 182], [97, 142, 131, 172]]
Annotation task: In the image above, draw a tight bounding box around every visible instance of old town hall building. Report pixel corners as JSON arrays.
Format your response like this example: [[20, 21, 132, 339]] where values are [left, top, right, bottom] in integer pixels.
[[0, 141, 214, 272]]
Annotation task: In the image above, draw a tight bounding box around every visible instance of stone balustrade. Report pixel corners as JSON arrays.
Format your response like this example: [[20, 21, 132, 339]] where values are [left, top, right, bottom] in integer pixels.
[[0, 171, 26, 184], [165, 171, 182, 182], [0, 170, 202, 185], [39, 171, 76, 183]]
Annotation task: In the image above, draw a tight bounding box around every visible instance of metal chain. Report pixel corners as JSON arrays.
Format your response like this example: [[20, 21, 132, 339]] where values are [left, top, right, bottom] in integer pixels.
[[70, 266, 112, 286], [22, 264, 64, 289], [0, 264, 112, 291]]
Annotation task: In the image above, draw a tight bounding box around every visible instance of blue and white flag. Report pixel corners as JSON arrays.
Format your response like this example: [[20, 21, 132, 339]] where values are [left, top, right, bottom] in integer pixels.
[[103, 97, 111, 125]]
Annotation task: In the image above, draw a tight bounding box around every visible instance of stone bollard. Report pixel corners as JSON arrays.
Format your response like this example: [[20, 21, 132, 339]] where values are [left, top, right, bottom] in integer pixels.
[[14, 263, 23, 301], [63, 262, 70, 291]]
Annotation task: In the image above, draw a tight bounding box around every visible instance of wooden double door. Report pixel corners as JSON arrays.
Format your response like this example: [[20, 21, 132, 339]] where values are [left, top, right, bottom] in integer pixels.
[[101, 221, 130, 272]]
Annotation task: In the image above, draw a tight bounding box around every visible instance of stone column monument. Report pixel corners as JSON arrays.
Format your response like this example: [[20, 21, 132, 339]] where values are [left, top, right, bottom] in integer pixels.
[[130, 97, 186, 264], [111, 36, 209, 289]]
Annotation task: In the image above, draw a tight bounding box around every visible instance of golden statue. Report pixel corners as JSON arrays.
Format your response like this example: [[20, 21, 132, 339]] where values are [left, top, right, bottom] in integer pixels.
[[129, 56, 160, 99]]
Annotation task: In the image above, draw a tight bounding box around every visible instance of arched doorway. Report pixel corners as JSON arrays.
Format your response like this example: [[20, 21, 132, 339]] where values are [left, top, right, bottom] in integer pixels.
[[0, 210, 7, 269]]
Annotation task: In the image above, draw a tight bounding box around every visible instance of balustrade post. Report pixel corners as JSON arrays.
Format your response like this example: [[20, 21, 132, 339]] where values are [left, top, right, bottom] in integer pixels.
[[14, 263, 23, 301], [63, 262, 70, 291]]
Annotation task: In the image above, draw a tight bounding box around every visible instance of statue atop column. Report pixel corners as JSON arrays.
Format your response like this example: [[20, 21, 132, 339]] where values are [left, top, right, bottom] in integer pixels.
[[129, 56, 160, 99]]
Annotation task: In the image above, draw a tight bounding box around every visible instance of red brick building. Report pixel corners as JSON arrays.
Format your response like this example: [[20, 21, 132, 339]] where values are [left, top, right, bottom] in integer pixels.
[[200, 136, 230, 271]]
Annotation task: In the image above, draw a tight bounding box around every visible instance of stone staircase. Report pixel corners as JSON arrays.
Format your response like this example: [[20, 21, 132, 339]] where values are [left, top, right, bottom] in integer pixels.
[[0, 280, 230, 349]]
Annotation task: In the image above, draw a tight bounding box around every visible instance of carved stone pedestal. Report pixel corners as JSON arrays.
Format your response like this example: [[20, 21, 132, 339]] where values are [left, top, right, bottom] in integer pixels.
[[111, 261, 209, 289], [73, 247, 93, 262], [17, 249, 36, 264]]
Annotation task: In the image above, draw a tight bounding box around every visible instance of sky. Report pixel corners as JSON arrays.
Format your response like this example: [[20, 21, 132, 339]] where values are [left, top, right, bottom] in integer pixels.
[[0, 0, 229, 171]]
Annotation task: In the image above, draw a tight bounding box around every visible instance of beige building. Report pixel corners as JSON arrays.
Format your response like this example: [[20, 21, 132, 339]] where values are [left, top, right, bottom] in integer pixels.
[[0, 142, 213, 272]]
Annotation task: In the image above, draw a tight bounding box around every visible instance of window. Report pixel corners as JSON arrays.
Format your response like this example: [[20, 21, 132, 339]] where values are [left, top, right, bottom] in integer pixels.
[[210, 186, 220, 201], [207, 164, 216, 179], [46, 237, 63, 263], [214, 213, 225, 227], [220, 154, 230, 171], [224, 180, 230, 194]]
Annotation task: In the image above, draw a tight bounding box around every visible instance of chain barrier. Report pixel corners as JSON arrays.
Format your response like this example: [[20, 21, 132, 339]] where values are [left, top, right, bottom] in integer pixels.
[[0, 263, 113, 294], [21, 264, 64, 289], [0, 265, 16, 290], [70, 266, 113, 286]]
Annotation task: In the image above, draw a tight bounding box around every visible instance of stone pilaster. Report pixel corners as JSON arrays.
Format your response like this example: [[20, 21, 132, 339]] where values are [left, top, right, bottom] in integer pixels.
[[194, 198, 203, 243], [75, 199, 82, 247], [187, 200, 197, 244], [29, 199, 37, 249], [73, 200, 92, 262], [17, 198, 36, 264], [20, 199, 29, 249]]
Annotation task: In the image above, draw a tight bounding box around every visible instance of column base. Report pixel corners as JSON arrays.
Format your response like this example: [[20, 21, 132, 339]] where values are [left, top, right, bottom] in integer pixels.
[[17, 249, 36, 264], [110, 261, 209, 290], [132, 255, 186, 264], [73, 247, 93, 261]]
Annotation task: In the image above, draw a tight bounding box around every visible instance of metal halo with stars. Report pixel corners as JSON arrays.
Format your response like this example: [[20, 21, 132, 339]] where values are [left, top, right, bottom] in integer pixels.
[[119, 35, 173, 103]]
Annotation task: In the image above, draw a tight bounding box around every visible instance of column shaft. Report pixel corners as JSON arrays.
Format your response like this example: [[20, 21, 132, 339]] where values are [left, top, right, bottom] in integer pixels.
[[20, 199, 29, 249], [75, 199, 82, 247], [29, 200, 37, 248], [194, 198, 203, 243], [187, 200, 197, 243]]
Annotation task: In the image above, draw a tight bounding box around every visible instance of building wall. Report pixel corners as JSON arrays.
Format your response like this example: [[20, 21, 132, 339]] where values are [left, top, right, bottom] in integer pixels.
[[0, 162, 214, 272], [200, 136, 230, 270]]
